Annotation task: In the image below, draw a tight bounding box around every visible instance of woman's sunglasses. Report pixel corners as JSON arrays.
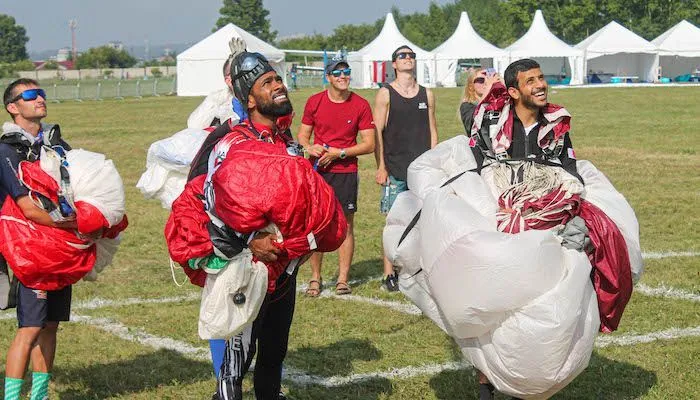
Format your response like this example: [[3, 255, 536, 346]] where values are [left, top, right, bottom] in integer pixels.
[[396, 52, 416, 60], [11, 88, 47, 103], [473, 77, 486, 84], [330, 68, 352, 77]]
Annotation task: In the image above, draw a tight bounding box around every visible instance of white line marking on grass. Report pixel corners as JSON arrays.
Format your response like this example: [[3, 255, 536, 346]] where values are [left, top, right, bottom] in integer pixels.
[[73, 292, 200, 309], [635, 283, 700, 302], [317, 292, 422, 315], [72, 314, 211, 360], [595, 326, 700, 348], [284, 361, 471, 387], [642, 251, 699, 259]]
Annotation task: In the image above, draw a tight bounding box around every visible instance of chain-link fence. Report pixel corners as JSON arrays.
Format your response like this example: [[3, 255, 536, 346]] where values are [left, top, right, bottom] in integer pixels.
[[1, 78, 177, 101]]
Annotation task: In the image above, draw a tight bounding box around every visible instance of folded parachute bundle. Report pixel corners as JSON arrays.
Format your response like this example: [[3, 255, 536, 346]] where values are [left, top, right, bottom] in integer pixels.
[[136, 127, 212, 209], [166, 139, 347, 338], [384, 136, 642, 398], [0, 147, 128, 291]]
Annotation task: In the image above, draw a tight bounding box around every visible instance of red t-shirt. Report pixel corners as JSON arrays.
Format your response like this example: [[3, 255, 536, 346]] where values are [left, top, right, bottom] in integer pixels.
[[301, 90, 375, 173]]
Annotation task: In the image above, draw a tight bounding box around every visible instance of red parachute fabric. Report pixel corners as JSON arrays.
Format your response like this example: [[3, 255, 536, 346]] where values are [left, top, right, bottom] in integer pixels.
[[212, 140, 347, 292], [0, 197, 96, 290], [164, 174, 211, 288], [579, 200, 632, 333]]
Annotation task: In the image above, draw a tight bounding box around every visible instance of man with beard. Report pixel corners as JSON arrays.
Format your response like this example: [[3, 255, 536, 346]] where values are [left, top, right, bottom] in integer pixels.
[[190, 52, 299, 400], [471, 58, 580, 180], [471, 58, 581, 400]]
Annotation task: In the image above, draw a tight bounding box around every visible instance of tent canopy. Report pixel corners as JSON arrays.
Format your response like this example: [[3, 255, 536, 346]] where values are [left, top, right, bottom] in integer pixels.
[[576, 21, 657, 58], [347, 13, 434, 88], [177, 23, 285, 96], [177, 23, 284, 62], [653, 20, 700, 57], [433, 12, 505, 60], [505, 10, 582, 58]]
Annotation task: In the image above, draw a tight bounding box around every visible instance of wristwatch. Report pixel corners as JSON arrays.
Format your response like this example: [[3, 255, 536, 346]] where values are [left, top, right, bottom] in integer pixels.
[[339, 148, 347, 159]]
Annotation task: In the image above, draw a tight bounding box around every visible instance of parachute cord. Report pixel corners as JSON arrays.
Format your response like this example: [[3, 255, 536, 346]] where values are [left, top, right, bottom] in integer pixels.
[[169, 258, 188, 287]]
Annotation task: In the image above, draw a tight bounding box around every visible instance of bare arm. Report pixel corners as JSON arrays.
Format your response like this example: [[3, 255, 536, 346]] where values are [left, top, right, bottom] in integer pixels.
[[426, 88, 438, 148], [373, 87, 390, 184], [297, 123, 325, 157], [16, 195, 77, 229]]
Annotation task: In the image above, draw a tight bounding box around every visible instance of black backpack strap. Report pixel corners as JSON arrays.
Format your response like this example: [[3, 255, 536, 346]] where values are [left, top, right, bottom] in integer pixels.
[[187, 123, 235, 181]]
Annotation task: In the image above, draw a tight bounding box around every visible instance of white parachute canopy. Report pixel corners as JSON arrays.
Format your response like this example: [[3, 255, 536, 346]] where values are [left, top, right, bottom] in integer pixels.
[[432, 11, 506, 87]]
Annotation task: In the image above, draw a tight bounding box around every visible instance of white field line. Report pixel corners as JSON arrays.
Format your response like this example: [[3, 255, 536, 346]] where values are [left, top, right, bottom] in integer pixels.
[[73, 292, 200, 309], [642, 250, 699, 259], [635, 283, 700, 302], [595, 326, 700, 348], [73, 313, 700, 387], [72, 314, 211, 360]]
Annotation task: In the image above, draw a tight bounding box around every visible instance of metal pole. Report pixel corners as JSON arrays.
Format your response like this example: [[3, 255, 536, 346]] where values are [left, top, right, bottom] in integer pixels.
[[136, 80, 142, 98], [52, 83, 60, 103], [96, 82, 102, 101], [116, 81, 124, 100], [75, 83, 83, 102], [153, 79, 159, 96]]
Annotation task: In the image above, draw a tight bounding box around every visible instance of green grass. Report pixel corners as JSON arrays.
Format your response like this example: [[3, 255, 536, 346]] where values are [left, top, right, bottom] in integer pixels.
[[0, 85, 698, 399]]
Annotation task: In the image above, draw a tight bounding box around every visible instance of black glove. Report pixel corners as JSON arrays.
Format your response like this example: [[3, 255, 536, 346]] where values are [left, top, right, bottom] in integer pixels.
[[206, 222, 247, 259]]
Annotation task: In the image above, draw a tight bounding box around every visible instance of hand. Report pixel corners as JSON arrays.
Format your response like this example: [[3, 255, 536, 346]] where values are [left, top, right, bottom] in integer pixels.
[[306, 144, 326, 158], [479, 73, 502, 102], [317, 147, 340, 168], [249, 232, 282, 263], [375, 167, 389, 185]]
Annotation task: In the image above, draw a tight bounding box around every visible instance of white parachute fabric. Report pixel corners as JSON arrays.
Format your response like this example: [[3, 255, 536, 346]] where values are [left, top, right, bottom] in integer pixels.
[[83, 236, 122, 281], [576, 160, 643, 282], [383, 136, 602, 398], [187, 88, 239, 129], [67, 149, 126, 227], [136, 128, 209, 209]]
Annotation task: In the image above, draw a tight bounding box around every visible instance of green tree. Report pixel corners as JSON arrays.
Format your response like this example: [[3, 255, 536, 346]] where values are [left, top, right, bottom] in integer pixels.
[[0, 14, 29, 63], [215, 0, 276, 42], [75, 46, 137, 69]]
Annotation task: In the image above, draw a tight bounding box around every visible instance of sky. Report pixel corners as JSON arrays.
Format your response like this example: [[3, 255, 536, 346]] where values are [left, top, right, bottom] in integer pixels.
[[1, 0, 452, 53]]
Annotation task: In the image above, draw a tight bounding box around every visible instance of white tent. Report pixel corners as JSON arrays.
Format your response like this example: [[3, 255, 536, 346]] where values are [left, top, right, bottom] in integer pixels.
[[177, 24, 286, 96], [432, 12, 506, 87], [500, 10, 584, 85], [653, 20, 700, 80], [576, 21, 659, 83], [347, 13, 434, 89]]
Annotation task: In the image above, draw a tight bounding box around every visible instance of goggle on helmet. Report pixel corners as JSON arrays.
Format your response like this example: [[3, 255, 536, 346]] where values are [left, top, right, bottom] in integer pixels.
[[230, 52, 275, 106]]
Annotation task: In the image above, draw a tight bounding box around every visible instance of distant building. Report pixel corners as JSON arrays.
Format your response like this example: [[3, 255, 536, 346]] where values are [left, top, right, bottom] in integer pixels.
[[33, 60, 75, 70], [56, 47, 72, 62], [106, 41, 125, 51]]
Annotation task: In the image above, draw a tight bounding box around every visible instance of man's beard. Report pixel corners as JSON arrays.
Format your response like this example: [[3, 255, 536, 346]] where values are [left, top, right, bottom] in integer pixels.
[[256, 95, 293, 117]]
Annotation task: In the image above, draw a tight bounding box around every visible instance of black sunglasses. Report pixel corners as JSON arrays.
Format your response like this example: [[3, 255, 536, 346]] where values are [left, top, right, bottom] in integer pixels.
[[330, 68, 351, 77], [473, 77, 486, 84], [11, 88, 47, 103], [396, 52, 416, 60]]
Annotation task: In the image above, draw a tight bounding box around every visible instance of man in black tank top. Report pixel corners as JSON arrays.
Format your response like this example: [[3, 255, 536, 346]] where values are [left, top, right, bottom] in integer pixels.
[[373, 45, 438, 292]]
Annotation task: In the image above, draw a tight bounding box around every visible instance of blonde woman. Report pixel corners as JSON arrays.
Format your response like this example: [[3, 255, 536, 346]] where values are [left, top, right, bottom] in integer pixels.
[[459, 68, 502, 134]]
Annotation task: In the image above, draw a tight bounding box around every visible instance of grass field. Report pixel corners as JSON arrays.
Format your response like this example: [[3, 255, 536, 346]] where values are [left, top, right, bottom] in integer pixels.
[[0, 85, 698, 399]]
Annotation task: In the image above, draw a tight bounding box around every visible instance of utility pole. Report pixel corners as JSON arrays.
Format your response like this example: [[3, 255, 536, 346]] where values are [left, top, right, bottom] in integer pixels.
[[69, 19, 78, 62]]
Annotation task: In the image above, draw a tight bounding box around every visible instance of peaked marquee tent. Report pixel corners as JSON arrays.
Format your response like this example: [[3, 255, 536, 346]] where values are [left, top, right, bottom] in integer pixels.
[[653, 20, 700, 80], [576, 21, 659, 83], [347, 13, 434, 88], [177, 23, 286, 96], [501, 10, 584, 85], [432, 11, 506, 87]]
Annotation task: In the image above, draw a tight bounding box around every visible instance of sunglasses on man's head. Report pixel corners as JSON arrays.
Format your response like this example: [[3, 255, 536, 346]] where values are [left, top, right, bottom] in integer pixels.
[[330, 68, 351, 77], [396, 52, 416, 60], [11, 88, 47, 103], [473, 77, 486, 84]]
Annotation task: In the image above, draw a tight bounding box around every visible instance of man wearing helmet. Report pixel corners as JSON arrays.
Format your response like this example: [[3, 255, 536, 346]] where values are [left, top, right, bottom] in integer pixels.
[[186, 51, 299, 400]]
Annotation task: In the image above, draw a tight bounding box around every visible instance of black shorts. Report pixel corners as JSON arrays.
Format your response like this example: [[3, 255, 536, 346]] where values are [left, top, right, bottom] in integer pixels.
[[319, 171, 358, 215], [16, 282, 72, 328]]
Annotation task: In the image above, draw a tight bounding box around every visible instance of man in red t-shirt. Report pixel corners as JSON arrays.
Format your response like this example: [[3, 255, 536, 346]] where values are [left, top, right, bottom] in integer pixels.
[[297, 59, 375, 296]]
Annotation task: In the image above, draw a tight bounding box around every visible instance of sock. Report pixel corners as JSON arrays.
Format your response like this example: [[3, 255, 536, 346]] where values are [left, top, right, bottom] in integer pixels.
[[30, 372, 50, 400], [4, 377, 23, 400]]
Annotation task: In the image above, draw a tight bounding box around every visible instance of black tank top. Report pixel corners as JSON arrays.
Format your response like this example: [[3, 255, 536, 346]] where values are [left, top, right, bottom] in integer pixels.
[[383, 84, 431, 182]]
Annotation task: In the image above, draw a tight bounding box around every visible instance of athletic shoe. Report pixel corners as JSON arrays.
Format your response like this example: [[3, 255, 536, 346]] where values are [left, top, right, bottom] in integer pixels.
[[479, 383, 495, 400], [381, 273, 399, 292], [278, 392, 289, 400], [211, 393, 219, 400]]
